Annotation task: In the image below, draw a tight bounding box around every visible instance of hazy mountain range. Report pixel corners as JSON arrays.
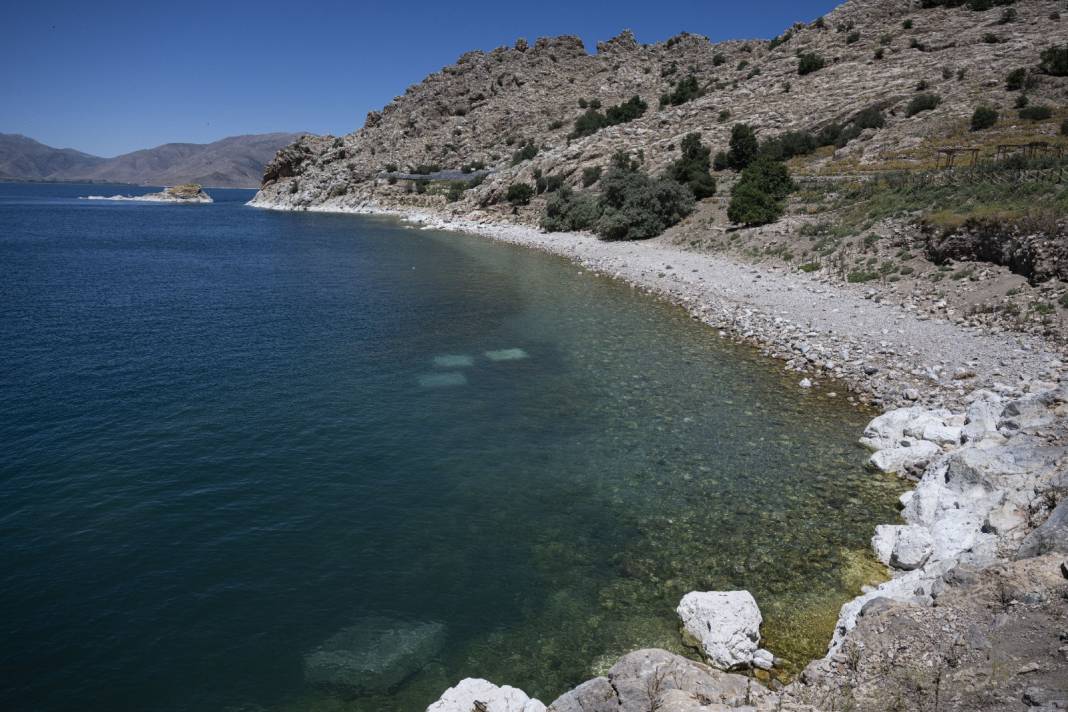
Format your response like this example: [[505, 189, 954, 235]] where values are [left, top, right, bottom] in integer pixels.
[[0, 132, 304, 188]]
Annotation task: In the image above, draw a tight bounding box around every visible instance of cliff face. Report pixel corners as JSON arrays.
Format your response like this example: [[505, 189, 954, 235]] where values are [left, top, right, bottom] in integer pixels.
[[252, 0, 1067, 213]]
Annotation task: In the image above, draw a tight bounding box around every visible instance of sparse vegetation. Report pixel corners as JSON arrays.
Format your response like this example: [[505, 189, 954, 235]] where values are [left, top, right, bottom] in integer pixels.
[[1039, 44, 1068, 76], [971, 106, 998, 131], [727, 156, 794, 226], [660, 75, 703, 107], [903, 19, 914, 30], [542, 152, 694, 240], [511, 143, 538, 165], [506, 183, 535, 206], [1005, 67, 1035, 91], [1018, 104, 1052, 120], [798, 52, 826, 75], [581, 166, 602, 187], [727, 124, 761, 170], [846, 31, 861, 45], [906, 93, 941, 117], [570, 96, 648, 139], [666, 133, 717, 199]]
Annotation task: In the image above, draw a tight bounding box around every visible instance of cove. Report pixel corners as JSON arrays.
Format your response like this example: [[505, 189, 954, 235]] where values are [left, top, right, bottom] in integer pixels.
[[0, 183, 903, 712]]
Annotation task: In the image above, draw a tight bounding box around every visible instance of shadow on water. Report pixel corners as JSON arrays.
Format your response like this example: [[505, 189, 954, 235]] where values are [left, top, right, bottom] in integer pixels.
[[0, 184, 904, 712]]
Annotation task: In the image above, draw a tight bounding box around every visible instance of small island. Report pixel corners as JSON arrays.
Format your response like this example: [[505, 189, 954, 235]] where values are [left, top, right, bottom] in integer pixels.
[[85, 183, 213, 203]]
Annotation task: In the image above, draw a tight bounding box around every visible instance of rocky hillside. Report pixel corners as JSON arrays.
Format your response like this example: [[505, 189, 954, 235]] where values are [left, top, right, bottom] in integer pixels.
[[254, 0, 1066, 210], [1, 132, 305, 188]]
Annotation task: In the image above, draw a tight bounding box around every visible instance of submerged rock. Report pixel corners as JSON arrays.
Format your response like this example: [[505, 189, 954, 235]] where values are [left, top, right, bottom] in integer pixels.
[[304, 617, 445, 695], [676, 591, 762, 670], [426, 678, 545, 712]]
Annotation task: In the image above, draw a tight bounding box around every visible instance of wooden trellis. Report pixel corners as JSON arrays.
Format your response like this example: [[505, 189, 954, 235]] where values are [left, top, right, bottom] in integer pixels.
[[935, 147, 980, 169]]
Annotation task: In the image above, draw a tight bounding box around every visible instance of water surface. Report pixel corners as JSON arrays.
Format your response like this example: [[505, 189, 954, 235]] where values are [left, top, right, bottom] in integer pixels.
[[0, 183, 902, 711]]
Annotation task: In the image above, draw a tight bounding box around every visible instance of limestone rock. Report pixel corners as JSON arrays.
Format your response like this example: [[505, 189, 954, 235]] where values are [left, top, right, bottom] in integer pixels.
[[426, 678, 546, 712], [547, 677, 617, 712], [605, 649, 770, 711], [677, 591, 762, 670], [1017, 499, 1068, 559], [867, 440, 941, 475]]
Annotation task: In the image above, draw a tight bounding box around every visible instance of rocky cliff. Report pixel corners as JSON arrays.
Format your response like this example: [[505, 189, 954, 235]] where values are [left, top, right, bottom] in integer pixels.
[[252, 0, 1066, 213]]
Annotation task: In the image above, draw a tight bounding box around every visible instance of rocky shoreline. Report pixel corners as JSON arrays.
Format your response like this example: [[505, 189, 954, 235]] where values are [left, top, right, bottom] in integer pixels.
[[248, 196, 1068, 711]]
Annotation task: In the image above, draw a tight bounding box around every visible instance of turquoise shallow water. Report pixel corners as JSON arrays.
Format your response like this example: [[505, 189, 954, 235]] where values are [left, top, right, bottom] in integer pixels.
[[0, 183, 902, 712]]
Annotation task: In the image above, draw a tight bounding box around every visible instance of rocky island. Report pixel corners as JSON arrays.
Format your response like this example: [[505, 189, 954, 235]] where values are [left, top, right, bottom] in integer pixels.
[[249, 0, 1068, 708], [86, 183, 213, 203]]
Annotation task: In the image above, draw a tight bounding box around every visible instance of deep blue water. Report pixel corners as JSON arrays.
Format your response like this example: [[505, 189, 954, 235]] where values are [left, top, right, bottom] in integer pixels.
[[0, 183, 901, 712]]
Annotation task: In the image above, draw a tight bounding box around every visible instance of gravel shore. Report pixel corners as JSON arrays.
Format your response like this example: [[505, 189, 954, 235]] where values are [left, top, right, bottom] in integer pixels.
[[250, 198, 1066, 410]]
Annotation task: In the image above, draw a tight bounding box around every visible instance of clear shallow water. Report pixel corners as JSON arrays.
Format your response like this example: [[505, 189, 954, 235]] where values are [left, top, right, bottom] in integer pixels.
[[0, 183, 903, 712]]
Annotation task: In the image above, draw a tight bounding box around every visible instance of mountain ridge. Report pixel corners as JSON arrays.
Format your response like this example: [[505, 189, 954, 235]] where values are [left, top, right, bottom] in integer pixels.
[[0, 132, 305, 188]]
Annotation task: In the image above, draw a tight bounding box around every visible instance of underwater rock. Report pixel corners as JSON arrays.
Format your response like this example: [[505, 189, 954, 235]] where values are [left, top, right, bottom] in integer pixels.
[[485, 348, 529, 362], [425, 678, 545, 712], [418, 372, 468, 387], [676, 591, 762, 670], [433, 354, 475, 368], [303, 617, 445, 695]]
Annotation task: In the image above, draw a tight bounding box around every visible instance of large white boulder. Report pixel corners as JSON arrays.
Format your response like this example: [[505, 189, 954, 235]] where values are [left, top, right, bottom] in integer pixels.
[[868, 440, 941, 474], [426, 678, 546, 712], [860, 407, 927, 450], [871, 524, 933, 570], [676, 591, 762, 670]]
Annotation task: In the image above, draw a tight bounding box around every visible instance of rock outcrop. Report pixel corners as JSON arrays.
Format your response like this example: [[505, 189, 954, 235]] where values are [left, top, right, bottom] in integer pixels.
[[426, 678, 545, 712], [676, 591, 764, 670]]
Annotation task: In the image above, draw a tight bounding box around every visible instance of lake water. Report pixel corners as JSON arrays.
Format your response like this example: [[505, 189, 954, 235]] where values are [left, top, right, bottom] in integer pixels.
[[0, 183, 902, 711]]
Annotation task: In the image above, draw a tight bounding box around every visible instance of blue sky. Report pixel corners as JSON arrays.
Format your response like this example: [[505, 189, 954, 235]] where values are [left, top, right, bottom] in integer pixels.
[[1, 0, 840, 157]]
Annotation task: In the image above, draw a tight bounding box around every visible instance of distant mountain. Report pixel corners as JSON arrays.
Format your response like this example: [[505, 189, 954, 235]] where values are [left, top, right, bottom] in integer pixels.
[[0, 132, 305, 188]]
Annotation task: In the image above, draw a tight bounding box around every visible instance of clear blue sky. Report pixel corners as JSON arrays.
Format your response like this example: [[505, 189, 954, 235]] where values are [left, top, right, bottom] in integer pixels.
[[1, 0, 840, 157]]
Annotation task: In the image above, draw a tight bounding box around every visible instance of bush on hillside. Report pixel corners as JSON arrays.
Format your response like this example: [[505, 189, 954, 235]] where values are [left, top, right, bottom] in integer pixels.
[[797, 52, 826, 75], [581, 166, 602, 187], [541, 187, 602, 231], [570, 96, 648, 139], [906, 93, 941, 117], [713, 151, 730, 171], [971, 106, 999, 130], [506, 183, 535, 206], [660, 75, 703, 107], [846, 31, 861, 44], [1061, 118, 1068, 135], [666, 133, 717, 199], [727, 156, 794, 226], [1019, 104, 1053, 120], [1040, 45, 1068, 76], [511, 143, 538, 165], [1005, 67, 1035, 91], [726, 123, 760, 170]]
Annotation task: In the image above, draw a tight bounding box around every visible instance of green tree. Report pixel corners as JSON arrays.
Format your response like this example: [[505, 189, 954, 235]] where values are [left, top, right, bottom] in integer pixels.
[[970, 106, 998, 130], [727, 157, 794, 226], [797, 52, 826, 75], [727, 124, 760, 170], [666, 133, 716, 199], [506, 183, 535, 206]]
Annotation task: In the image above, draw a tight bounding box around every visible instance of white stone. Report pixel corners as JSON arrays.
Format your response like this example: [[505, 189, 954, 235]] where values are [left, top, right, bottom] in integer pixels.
[[753, 648, 775, 671], [903, 412, 948, 440], [433, 354, 474, 368], [890, 525, 934, 570], [860, 407, 927, 451], [871, 524, 898, 566], [868, 440, 941, 474], [425, 678, 545, 712], [677, 591, 762, 670], [921, 423, 962, 447], [984, 502, 1028, 535]]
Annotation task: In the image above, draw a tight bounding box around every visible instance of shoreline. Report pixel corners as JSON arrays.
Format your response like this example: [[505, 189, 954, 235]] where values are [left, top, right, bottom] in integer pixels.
[[248, 196, 1068, 709], [248, 197, 1066, 410]]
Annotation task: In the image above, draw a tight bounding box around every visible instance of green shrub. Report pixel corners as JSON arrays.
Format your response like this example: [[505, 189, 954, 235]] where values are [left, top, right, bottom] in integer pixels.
[[1061, 118, 1068, 135], [998, 7, 1017, 23], [511, 143, 538, 165], [727, 123, 760, 170], [982, 33, 1001, 44], [1005, 67, 1034, 91], [712, 52, 726, 66], [874, 48, 885, 60], [506, 183, 535, 206], [713, 151, 729, 171], [916, 79, 929, 91], [542, 187, 602, 232], [446, 181, 467, 202], [660, 75, 703, 107], [581, 166, 603, 187], [798, 52, 826, 75], [570, 96, 648, 139], [1040, 44, 1068, 76], [967, 0, 992, 10], [846, 31, 861, 44], [1015, 94, 1029, 108], [727, 157, 794, 226], [717, 109, 731, 123], [666, 133, 717, 199], [971, 106, 998, 130], [593, 159, 695, 240], [1019, 104, 1053, 120], [906, 93, 941, 117], [383, 163, 399, 173], [903, 19, 914, 29]]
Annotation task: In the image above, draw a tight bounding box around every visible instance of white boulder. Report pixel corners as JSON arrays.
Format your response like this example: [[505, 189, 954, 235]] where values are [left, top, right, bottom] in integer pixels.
[[890, 525, 934, 570], [868, 440, 941, 474], [426, 678, 545, 712], [677, 591, 762, 670]]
